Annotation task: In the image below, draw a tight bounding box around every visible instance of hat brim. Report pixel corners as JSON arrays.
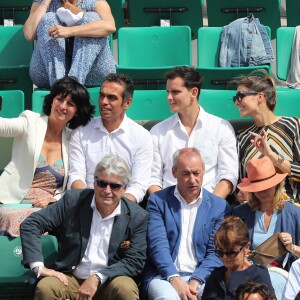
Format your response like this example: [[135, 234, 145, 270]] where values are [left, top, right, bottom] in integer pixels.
[[237, 173, 288, 192]]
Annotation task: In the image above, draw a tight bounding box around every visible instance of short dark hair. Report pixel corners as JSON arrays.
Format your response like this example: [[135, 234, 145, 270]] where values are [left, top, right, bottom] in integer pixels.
[[103, 73, 134, 102], [43, 77, 95, 129], [234, 281, 275, 300], [165, 66, 203, 98]]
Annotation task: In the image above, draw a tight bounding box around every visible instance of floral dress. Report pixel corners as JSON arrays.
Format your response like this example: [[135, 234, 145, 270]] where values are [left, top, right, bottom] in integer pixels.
[[30, 0, 116, 88], [0, 155, 64, 237]]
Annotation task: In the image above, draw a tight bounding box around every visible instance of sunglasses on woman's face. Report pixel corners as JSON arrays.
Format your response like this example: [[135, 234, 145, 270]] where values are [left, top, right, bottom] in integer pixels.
[[94, 177, 125, 191], [215, 245, 245, 258], [232, 91, 259, 103]]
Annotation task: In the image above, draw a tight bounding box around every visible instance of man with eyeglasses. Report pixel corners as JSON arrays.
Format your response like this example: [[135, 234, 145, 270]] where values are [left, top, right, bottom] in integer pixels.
[[143, 148, 231, 300], [68, 72, 153, 203], [148, 66, 238, 200], [20, 154, 148, 300]]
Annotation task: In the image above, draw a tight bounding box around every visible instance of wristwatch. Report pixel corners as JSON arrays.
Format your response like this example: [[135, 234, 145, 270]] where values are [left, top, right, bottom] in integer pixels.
[[189, 278, 204, 288], [93, 273, 101, 285], [275, 153, 284, 166]]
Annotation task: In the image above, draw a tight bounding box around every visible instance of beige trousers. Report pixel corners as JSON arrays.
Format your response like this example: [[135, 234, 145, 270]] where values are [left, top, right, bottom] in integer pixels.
[[34, 274, 139, 300]]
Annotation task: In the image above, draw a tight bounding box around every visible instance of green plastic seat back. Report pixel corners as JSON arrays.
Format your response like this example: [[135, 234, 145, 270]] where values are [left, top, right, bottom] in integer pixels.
[[0, 26, 32, 67], [206, 0, 280, 39], [127, 0, 203, 39], [0, 0, 32, 25], [0, 235, 58, 297], [0, 90, 24, 173], [197, 27, 271, 89], [106, 0, 124, 38], [286, 0, 300, 27], [276, 89, 300, 116], [32, 87, 100, 116], [0, 26, 33, 109], [118, 26, 192, 68], [117, 26, 192, 90], [200, 89, 245, 120], [276, 27, 295, 81], [127, 90, 171, 121]]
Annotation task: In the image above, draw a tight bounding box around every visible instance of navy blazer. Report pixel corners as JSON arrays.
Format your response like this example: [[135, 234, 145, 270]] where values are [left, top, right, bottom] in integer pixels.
[[143, 186, 231, 293], [233, 201, 300, 250], [20, 189, 148, 281]]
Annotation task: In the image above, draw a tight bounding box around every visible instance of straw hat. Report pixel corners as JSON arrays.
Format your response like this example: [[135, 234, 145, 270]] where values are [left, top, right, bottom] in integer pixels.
[[238, 156, 288, 192]]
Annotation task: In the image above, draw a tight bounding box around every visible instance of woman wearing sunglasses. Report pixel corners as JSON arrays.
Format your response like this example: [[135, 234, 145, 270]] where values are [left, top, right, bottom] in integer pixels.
[[202, 216, 274, 299], [232, 69, 300, 200]]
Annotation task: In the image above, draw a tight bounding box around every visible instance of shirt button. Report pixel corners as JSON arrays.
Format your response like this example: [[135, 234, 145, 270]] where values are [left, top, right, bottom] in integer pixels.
[[71, 266, 76, 270]]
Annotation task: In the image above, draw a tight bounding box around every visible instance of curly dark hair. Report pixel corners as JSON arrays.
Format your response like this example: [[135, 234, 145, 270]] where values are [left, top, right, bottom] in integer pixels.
[[234, 281, 275, 300], [42, 76, 95, 129]]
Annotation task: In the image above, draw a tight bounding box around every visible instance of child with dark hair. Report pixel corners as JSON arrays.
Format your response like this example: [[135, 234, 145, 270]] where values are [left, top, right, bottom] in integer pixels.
[[234, 281, 275, 300]]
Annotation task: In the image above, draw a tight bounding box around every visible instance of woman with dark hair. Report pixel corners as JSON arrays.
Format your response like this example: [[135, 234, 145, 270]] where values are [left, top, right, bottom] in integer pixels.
[[202, 216, 274, 300], [232, 69, 300, 200], [0, 76, 94, 237]]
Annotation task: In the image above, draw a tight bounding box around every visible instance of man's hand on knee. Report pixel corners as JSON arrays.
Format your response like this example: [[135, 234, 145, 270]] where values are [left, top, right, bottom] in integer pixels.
[[76, 274, 100, 300], [170, 277, 197, 300], [40, 267, 69, 286]]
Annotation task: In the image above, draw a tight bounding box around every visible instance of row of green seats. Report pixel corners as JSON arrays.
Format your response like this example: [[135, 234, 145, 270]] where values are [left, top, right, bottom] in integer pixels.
[[116, 26, 272, 90], [31, 88, 300, 122]]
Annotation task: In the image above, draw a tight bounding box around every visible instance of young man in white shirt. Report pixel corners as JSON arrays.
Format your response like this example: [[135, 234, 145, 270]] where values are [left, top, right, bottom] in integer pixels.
[[68, 73, 153, 203], [148, 66, 238, 199]]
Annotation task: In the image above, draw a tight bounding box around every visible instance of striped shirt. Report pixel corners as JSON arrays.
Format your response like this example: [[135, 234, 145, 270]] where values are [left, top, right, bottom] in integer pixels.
[[237, 116, 300, 199]]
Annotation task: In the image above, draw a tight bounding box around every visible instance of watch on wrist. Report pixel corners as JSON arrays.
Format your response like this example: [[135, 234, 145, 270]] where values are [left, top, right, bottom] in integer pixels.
[[189, 278, 204, 286], [275, 153, 284, 166], [94, 273, 101, 285]]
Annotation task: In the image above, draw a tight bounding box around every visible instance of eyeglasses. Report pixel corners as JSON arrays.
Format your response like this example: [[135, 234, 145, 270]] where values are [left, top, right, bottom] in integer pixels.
[[94, 177, 125, 191], [233, 91, 259, 103], [215, 245, 245, 258]]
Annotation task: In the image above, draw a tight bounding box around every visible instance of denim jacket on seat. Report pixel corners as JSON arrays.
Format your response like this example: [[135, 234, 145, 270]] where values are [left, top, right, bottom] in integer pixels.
[[219, 14, 274, 67]]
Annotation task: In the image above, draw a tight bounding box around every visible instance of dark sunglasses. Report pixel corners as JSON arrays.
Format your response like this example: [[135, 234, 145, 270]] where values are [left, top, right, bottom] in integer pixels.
[[215, 245, 245, 258], [233, 91, 259, 103], [94, 177, 125, 191]]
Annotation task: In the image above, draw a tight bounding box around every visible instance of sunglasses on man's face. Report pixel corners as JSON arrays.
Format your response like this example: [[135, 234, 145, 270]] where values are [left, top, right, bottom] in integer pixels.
[[232, 91, 259, 103], [94, 177, 125, 191], [215, 245, 245, 258]]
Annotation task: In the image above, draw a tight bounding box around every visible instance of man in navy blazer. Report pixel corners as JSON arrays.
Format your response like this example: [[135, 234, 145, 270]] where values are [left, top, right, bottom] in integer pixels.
[[20, 155, 148, 300], [144, 148, 231, 300]]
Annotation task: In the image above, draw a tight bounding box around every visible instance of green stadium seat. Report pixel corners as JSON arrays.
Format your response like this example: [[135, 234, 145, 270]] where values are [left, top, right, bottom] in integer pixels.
[[0, 235, 58, 299], [117, 26, 192, 90], [128, 90, 169, 121], [276, 27, 295, 81], [0, 0, 32, 26], [0, 25, 33, 110], [0, 90, 24, 174], [127, 0, 203, 39], [106, 0, 125, 38], [206, 0, 281, 39], [286, 0, 300, 27], [196, 27, 272, 90], [32, 87, 100, 116]]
